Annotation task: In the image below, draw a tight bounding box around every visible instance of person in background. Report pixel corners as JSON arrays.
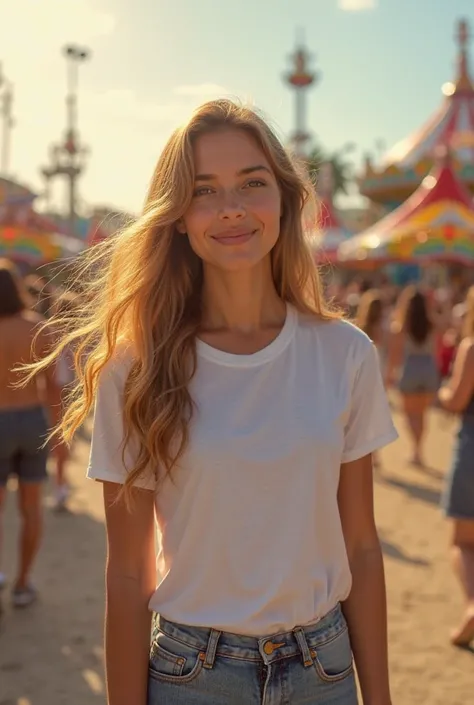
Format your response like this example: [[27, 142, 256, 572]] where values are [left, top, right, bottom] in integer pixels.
[[50, 290, 79, 510], [24, 274, 55, 319], [439, 285, 474, 647], [356, 289, 386, 468], [386, 286, 441, 467], [24, 100, 397, 705], [356, 289, 385, 352], [0, 260, 61, 608]]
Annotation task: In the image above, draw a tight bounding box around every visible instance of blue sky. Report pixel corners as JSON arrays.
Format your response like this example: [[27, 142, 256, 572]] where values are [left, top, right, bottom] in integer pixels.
[[1, 0, 473, 214]]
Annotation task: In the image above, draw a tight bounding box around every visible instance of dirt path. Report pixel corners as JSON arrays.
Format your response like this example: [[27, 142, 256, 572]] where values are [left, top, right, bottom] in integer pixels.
[[1, 404, 473, 704]]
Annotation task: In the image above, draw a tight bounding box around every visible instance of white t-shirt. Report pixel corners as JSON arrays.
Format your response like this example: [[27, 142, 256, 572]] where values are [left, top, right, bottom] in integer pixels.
[[87, 305, 397, 636]]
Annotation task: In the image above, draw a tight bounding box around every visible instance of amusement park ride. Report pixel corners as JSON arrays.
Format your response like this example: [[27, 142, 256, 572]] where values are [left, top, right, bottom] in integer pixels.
[[284, 36, 318, 159], [0, 63, 15, 176], [359, 18, 474, 212], [41, 45, 90, 240], [339, 18, 474, 274], [282, 37, 353, 261]]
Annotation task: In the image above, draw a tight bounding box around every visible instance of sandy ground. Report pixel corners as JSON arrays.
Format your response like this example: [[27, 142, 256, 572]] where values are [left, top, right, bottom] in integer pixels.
[[1, 402, 473, 705]]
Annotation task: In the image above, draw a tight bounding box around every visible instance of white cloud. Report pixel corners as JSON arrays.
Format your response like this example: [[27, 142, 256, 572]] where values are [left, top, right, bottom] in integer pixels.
[[174, 83, 230, 97], [338, 0, 377, 10]]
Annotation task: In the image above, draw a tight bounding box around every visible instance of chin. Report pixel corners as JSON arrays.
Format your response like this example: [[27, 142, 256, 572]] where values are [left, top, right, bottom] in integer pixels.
[[211, 252, 271, 273]]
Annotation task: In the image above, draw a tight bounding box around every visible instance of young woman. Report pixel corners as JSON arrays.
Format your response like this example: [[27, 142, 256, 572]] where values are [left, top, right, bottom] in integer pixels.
[[386, 286, 440, 467], [25, 100, 397, 704], [0, 260, 61, 607], [439, 285, 474, 647]]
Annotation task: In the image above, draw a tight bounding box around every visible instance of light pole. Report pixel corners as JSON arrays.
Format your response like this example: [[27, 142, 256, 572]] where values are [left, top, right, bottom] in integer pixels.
[[41, 45, 90, 237], [0, 63, 15, 176]]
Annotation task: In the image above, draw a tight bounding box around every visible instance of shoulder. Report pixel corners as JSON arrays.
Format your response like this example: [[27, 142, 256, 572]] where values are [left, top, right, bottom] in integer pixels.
[[389, 320, 403, 336], [99, 344, 135, 385], [460, 335, 474, 349], [22, 310, 43, 325], [296, 314, 376, 367], [457, 336, 474, 362], [298, 313, 373, 347]]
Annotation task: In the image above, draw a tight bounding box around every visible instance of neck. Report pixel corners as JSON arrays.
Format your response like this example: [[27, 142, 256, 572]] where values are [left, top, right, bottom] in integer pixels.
[[201, 258, 286, 333]]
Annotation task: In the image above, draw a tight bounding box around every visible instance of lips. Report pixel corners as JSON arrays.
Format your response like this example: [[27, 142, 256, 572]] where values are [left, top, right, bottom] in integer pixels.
[[211, 229, 257, 245]]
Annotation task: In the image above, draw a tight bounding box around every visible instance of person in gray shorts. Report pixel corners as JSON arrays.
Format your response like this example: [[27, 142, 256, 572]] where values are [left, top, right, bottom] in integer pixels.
[[0, 407, 49, 486], [386, 286, 442, 466], [0, 260, 61, 609]]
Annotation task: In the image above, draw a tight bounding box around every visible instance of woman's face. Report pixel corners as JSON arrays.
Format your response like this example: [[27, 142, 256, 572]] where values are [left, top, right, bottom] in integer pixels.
[[179, 128, 282, 272]]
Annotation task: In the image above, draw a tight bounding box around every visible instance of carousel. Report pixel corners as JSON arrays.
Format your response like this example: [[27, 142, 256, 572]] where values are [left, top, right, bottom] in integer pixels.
[[338, 150, 474, 278], [359, 18, 474, 212]]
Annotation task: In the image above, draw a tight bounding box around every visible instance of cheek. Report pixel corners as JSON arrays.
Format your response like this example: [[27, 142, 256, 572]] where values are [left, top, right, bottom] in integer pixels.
[[250, 191, 281, 227], [183, 201, 214, 235]]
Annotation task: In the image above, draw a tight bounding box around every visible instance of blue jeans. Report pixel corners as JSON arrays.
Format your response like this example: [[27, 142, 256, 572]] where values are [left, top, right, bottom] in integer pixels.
[[148, 603, 358, 704]]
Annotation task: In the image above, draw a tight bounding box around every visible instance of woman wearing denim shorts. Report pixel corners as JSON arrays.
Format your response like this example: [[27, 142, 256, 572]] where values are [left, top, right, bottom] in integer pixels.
[[439, 285, 474, 647], [386, 287, 441, 467], [36, 101, 398, 704]]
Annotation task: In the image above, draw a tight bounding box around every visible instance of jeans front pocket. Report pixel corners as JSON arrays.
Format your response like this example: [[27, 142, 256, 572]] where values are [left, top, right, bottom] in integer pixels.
[[311, 626, 354, 684], [149, 631, 205, 684]]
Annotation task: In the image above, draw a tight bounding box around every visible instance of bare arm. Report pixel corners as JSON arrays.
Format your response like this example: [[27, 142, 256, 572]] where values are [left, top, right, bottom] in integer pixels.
[[385, 328, 403, 387], [438, 338, 474, 413], [339, 454, 391, 705], [103, 481, 156, 705], [35, 326, 62, 427]]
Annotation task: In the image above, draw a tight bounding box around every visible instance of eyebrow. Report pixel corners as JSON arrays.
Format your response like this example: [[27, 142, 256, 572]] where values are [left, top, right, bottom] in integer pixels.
[[194, 165, 272, 182]]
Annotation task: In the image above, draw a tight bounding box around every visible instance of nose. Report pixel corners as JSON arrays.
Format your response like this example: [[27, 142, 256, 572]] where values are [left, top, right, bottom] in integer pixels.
[[218, 190, 246, 220]]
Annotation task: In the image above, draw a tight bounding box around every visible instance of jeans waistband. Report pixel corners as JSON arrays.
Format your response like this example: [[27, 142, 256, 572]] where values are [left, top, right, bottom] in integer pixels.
[[155, 603, 347, 667]]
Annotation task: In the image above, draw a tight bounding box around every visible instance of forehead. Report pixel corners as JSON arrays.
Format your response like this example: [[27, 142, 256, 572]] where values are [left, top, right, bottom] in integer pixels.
[[192, 128, 272, 175]]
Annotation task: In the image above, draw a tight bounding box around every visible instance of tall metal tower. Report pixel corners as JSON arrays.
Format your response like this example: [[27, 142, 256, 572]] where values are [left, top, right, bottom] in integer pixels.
[[41, 45, 90, 237], [284, 37, 318, 158], [0, 64, 15, 176]]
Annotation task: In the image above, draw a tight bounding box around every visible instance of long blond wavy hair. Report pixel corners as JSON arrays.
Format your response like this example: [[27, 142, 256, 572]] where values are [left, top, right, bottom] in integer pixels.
[[22, 99, 341, 498]]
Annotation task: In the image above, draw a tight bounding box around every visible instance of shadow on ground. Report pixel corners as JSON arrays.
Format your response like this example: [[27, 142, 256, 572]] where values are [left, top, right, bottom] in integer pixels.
[[380, 538, 429, 567], [0, 476, 106, 705], [380, 474, 442, 507]]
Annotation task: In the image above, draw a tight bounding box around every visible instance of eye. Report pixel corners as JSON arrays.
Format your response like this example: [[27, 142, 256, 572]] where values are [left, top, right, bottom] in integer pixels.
[[193, 186, 214, 197], [244, 179, 266, 189]]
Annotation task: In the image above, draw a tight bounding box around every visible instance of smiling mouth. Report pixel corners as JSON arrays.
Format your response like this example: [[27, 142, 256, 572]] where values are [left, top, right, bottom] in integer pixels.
[[211, 229, 257, 245]]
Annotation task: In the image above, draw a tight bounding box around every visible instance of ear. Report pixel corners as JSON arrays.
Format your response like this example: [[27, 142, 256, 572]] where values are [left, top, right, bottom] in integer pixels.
[[176, 219, 186, 234]]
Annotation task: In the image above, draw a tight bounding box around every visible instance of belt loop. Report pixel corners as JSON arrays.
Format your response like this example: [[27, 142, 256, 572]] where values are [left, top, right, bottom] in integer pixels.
[[293, 627, 314, 668], [203, 628, 221, 669]]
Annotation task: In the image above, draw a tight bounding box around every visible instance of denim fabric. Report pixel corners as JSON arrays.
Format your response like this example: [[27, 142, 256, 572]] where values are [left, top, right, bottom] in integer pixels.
[[148, 603, 358, 704], [442, 415, 474, 519], [398, 353, 439, 395], [0, 406, 49, 486]]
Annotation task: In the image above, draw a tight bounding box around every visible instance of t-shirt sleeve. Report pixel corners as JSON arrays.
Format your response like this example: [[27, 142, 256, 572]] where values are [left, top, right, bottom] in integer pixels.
[[342, 340, 398, 463], [86, 358, 156, 491]]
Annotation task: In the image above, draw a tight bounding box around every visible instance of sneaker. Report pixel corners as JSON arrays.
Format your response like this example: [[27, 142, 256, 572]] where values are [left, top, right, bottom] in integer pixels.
[[54, 484, 69, 511], [12, 585, 38, 608]]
